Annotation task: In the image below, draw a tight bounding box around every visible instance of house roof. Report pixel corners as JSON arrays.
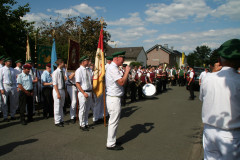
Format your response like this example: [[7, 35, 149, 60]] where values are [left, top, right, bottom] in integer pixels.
[[173, 50, 182, 57], [106, 45, 145, 59], [146, 44, 174, 55]]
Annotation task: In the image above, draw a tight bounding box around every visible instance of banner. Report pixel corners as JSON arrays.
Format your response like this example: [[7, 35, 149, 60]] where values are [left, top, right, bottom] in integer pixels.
[[26, 35, 31, 61], [67, 39, 80, 70], [93, 28, 105, 97], [37, 45, 52, 69], [51, 38, 57, 73]]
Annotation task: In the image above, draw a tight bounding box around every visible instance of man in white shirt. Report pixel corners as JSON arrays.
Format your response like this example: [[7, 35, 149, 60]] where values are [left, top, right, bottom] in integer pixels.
[[52, 59, 66, 127], [105, 51, 130, 151], [65, 69, 77, 124], [75, 55, 93, 131], [0, 55, 5, 115], [200, 39, 240, 160], [188, 67, 195, 100], [199, 68, 208, 85], [14, 59, 23, 112], [0, 57, 18, 121], [105, 56, 113, 70]]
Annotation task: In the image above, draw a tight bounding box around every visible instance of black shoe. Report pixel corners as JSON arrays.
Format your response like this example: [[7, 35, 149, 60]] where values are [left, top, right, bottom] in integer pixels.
[[55, 123, 64, 127], [21, 120, 27, 125], [116, 141, 123, 145], [70, 118, 76, 124], [86, 125, 94, 129], [80, 126, 89, 131], [27, 118, 34, 122], [10, 117, 16, 120], [3, 118, 9, 122], [106, 145, 124, 151], [189, 97, 194, 100]]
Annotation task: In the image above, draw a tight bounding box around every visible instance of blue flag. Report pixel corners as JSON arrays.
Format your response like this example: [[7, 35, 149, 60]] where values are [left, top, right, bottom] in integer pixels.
[[51, 38, 57, 73]]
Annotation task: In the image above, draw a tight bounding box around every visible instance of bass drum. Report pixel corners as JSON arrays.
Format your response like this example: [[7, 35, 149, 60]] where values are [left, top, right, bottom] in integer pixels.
[[142, 83, 156, 97]]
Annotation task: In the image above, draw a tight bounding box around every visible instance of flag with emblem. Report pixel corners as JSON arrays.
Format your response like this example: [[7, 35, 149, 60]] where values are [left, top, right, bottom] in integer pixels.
[[93, 27, 105, 97], [26, 35, 31, 61], [37, 45, 52, 69]]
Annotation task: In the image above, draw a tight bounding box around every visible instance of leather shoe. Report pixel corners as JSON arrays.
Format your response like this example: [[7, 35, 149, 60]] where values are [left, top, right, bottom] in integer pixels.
[[55, 123, 64, 127], [21, 120, 27, 125], [11, 117, 16, 120], [70, 119, 76, 124], [80, 126, 89, 131], [106, 145, 124, 151], [3, 118, 9, 122]]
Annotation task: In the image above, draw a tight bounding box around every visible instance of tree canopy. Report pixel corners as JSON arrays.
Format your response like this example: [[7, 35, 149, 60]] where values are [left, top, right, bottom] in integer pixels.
[[0, 0, 33, 61], [187, 45, 212, 67], [38, 16, 111, 62]]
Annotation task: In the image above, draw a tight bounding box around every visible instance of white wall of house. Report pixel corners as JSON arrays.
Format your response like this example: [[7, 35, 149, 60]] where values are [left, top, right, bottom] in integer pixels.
[[136, 49, 147, 66]]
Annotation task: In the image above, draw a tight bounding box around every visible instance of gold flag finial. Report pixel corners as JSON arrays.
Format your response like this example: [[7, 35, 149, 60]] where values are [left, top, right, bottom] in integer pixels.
[[100, 17, 104, 25]]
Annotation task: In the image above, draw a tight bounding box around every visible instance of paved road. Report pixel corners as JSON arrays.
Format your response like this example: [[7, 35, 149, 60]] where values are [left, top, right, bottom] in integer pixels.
[[0, 86, 203, 160]]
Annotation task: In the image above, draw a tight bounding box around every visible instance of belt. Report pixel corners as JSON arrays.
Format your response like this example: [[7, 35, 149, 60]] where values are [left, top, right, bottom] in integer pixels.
[[107, 95, 122, 98], [84, 90, 92, 92], [4, 83, 13, 86]]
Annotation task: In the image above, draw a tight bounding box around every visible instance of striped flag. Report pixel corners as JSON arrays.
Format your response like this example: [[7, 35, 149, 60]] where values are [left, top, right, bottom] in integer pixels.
[[93, 28, 105, 97], [26, 35, 31, 61], [51, 38, 57, 73]]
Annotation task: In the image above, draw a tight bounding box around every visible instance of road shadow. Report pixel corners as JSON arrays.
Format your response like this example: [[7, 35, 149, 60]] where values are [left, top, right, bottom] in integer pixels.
[[186, 127, 203, 144], [0, 139, 38, 156], [121, 106, 140, 118], [117, 123, 154, 145]]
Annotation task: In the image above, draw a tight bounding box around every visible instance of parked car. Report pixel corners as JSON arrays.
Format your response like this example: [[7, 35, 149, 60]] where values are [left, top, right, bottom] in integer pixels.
[[193, 67, 205, 91]]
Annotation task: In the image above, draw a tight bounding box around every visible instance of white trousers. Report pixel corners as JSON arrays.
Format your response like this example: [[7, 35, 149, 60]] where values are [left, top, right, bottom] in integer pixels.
[[67, 86, 78, 119], [106, 96, 121, 147], [53, 89, 65, 124], [203, 124, 240, 160], [2, 84, 17, 118], [78, 92, 92, 127]]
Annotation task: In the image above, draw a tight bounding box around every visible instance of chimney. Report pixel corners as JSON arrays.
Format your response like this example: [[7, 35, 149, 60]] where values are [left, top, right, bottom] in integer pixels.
[[164, 44, 168, 48], [171, 46, 174, 52]]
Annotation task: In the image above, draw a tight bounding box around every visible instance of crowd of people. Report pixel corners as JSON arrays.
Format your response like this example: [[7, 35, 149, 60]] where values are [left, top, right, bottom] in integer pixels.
[[0, 38, 240, 153]]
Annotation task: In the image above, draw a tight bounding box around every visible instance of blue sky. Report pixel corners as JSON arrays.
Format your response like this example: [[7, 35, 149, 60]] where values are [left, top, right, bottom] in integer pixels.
[[18, 0, 240, 54]]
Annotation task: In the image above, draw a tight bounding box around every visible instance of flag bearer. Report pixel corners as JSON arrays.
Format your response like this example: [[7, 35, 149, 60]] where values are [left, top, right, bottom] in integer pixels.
[[52, 59, 66, 127], [105, 51, 130, 150], [41, 63, 53, 119], [75, 55, 93, 131], [17, 64, 34, 125], [0, 57, 18, 122]]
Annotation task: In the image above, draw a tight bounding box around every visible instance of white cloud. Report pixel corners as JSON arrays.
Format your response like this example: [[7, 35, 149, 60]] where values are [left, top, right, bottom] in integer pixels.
[[22, 13, 48, 22], [145, 0, 211, 24], [95, 6, 106, 12], [54, 8, 79, 17], [107, 12, 144, 26], [144, 28, 240, 53], [73, 3, 97, 17], [211, 0, 240, 20], [108, 27, 158, 43]]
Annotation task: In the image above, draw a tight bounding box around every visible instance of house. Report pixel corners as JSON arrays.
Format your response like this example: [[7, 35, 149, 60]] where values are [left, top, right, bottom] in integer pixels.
[[106, 45, 147, 66], [146, 44, 184, 68]]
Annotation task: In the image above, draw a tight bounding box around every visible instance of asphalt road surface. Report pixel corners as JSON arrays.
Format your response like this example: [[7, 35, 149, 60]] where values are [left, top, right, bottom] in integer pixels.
[[0, 85, 203, 160]]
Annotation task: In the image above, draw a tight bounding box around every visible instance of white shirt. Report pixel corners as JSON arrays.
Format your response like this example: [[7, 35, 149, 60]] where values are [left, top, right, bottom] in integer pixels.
[[65, 70, 76, 85], [189, 70, 194, 78], [105, 63, 110, 70], [75, 65, 92, 91], [199, 71, 207, 82], [200, 67, 240, 130], [106, 62, 123, 97], [14, 66, 22, 76], [52, 68, 65, 90], [0, 66, 17, 89]]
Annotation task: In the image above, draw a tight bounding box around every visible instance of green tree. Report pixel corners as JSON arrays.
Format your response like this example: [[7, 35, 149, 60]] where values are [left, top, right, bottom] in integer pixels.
[[37, 16, 111, 62], [0, 0, 33, 62], [193, 45, 211, 66]]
